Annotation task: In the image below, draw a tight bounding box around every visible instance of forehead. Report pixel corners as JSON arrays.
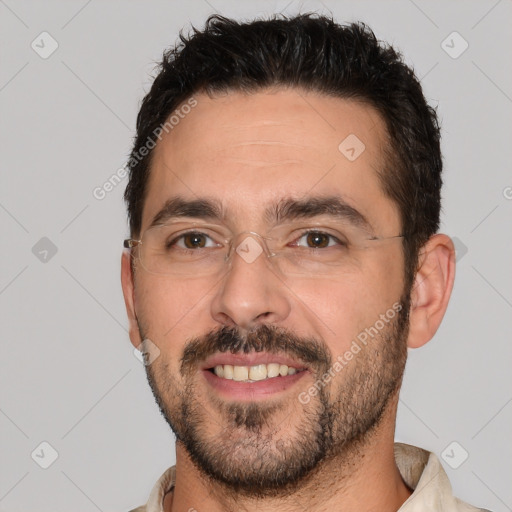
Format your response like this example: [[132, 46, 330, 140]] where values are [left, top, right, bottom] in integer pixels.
[[142, 88, 399, 233]]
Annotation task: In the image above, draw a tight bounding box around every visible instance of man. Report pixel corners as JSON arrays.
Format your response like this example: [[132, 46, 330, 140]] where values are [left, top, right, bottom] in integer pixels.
[[121, 14, 489, 512]]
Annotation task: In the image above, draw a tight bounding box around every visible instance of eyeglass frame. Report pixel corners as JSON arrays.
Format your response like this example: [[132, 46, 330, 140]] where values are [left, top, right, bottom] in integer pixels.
[[123, 222, 405, 276]]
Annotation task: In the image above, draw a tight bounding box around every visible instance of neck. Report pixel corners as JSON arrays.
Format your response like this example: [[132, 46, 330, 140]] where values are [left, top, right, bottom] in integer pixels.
[[165, 400, 411, 512]]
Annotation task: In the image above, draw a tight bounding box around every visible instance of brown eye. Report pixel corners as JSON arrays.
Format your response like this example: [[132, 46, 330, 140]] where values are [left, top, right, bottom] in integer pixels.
[[306, 232, 330, 248], [182, 233, 208, 249]]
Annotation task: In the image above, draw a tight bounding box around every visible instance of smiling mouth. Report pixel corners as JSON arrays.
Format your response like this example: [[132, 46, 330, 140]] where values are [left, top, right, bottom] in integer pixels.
[[208, 363, 306, 382]]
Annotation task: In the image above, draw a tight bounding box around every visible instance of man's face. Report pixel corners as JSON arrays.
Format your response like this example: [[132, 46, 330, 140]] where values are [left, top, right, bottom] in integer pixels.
[[129, 89, 409, 495]]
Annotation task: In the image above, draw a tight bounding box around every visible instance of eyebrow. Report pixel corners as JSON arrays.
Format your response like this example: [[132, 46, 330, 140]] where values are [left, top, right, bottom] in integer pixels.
[[269, 196, 372, 231], [148, 195, 373, 232]]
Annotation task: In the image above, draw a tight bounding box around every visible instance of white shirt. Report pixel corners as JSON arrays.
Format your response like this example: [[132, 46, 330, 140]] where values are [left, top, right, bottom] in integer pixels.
[[129, 443, 490, 512]]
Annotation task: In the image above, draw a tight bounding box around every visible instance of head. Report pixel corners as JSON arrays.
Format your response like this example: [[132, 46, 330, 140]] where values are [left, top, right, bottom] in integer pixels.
[[121, 14, 455, 496]]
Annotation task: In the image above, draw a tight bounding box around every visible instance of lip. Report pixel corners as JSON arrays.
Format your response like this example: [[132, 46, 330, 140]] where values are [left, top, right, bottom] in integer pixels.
[[200, 351, 311, 401], [202, 367, 309, 401]]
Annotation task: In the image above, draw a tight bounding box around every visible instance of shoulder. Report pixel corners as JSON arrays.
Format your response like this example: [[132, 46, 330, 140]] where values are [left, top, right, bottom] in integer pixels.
[[394, 443, 493, 512]]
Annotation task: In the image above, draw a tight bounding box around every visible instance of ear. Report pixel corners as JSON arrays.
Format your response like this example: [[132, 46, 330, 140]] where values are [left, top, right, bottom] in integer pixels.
[[121, 251, 142, 349], [407, 234, 456, 349]]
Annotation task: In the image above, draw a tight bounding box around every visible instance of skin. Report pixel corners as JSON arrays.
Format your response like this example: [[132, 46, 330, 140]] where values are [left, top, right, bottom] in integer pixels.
[[121, 88, 455, 512]]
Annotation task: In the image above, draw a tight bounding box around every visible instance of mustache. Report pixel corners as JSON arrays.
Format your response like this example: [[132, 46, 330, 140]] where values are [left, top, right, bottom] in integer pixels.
[[180, 324, 332, 376]]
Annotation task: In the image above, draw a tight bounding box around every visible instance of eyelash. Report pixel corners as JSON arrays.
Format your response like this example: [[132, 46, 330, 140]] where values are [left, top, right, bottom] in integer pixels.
[[294, 230, 347, 248], [166, 229, 347, 250]]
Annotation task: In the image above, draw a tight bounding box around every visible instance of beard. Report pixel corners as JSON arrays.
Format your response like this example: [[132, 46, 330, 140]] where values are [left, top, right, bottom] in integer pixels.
[[142, 294, 410, 498]]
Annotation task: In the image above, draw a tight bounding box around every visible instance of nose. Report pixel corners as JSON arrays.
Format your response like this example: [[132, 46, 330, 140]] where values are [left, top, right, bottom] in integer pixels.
[[209, 233, 292, 331]]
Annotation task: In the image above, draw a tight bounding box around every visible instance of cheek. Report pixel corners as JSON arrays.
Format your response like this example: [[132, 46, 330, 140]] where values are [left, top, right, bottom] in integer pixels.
[[135, 276, 208, 352], [292, 258, 403, 355]]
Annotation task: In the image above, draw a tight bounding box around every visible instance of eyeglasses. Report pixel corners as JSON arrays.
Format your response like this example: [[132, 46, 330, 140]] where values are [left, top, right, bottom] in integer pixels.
[[124, 221, 404, 278]]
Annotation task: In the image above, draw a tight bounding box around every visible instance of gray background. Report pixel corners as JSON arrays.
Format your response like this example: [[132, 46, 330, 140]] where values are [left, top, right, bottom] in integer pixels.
[[1, 0, 511, 511]]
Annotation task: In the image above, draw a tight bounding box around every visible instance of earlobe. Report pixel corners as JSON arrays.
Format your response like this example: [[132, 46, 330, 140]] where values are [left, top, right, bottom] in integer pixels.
[[121, 251, 142, 349], [407, 234, 456, 349]]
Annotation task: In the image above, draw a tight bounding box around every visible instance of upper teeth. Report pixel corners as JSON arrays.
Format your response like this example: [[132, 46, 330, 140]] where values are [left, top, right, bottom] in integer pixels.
[[214, 363, 298, 381]]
